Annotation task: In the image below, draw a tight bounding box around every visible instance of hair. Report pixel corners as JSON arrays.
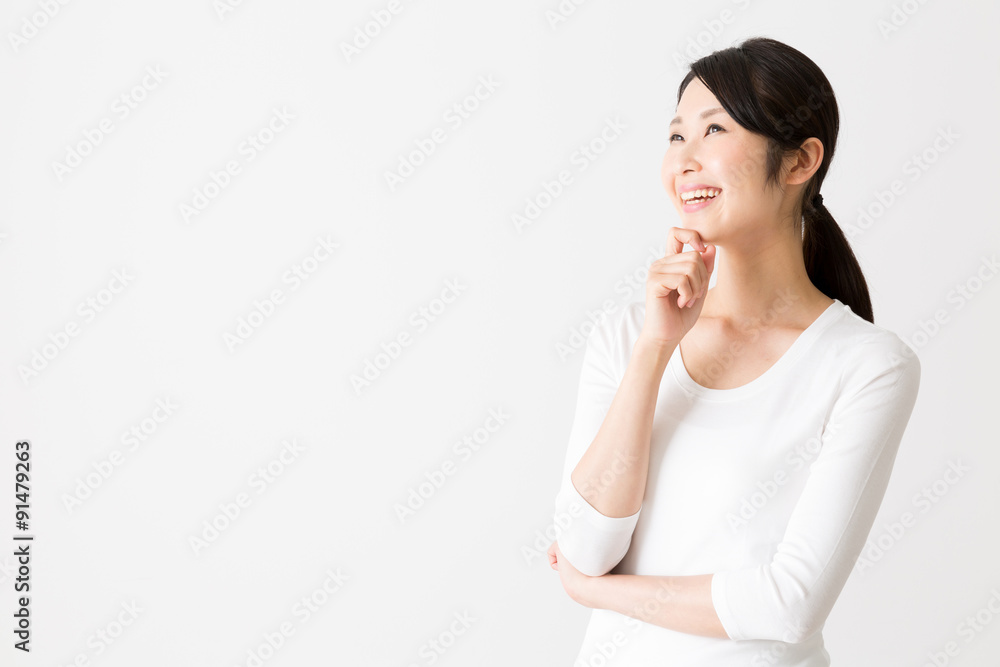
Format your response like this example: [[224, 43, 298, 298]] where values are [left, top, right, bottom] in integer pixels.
[[677, 37, 874, 323]]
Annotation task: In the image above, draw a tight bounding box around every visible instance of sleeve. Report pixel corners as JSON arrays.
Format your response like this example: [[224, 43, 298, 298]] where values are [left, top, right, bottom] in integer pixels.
[[553, 307, 642, 577], [711, 339, 921, 643]]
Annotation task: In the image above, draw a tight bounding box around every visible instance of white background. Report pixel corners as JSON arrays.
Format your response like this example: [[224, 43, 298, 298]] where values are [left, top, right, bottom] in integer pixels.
[[2, 0, 999, 665]]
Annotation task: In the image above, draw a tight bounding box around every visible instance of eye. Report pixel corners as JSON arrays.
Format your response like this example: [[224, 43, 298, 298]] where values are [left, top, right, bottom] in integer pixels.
[[669, 123, 725, 143]]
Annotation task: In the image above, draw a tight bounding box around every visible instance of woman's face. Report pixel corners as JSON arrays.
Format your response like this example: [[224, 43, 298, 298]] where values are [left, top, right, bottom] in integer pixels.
[[661, 77, 789, 246]]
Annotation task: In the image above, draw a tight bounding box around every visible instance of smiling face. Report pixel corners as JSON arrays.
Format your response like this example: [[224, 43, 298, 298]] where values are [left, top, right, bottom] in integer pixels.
[[662, 77, 795, 247]]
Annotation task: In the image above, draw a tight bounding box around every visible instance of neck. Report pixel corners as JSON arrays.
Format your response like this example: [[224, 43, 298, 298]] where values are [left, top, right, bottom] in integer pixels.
[[702, 227, 829, 329]]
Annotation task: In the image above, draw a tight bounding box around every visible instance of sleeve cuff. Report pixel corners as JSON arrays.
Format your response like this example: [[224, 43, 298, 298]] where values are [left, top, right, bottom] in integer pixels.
[[553, 480, 641, 576], [711, 571, 741, 640]]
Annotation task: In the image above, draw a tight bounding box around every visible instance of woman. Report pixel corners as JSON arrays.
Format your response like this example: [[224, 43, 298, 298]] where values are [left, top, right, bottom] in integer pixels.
[[547, 37, 920, 665]]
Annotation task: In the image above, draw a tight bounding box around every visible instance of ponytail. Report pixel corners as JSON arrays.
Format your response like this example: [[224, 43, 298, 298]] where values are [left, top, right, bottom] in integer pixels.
[[802, 197, 874, 323]]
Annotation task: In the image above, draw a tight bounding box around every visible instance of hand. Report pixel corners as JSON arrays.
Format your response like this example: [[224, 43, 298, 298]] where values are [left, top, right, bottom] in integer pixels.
[[639, 227, 716, 347], [547, 540, 596, 607]]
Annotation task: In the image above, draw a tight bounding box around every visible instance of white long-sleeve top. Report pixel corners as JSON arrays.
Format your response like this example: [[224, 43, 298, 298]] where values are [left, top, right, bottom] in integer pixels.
[[553, 297, 921, 666]]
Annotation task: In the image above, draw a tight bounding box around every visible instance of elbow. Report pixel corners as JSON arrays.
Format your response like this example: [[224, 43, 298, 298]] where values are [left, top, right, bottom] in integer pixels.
[[575, 559, 617, 579], [779, 619, 822, 645], [715, 567, 830, 643], [557, 535, 631, 577], [766, 604, 829, 644], [551, 486, 640, 577]]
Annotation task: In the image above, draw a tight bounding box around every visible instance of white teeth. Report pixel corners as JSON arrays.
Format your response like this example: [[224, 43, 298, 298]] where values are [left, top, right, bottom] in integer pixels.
[[680, 188, 721, 202]]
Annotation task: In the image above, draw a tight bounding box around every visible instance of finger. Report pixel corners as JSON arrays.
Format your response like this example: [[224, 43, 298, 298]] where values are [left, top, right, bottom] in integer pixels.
[[683, 251, 708, 297], [651, 269, 696, 305], [655, 249, 708, 278], [701, 244, 717, 275], [694, 252, 710, 302], [666, 227, 706, 256], [648, 268, 690, 301], [652, 251, 709, 307], [686, 254, 711, 307], [673, 274, 694, 307]]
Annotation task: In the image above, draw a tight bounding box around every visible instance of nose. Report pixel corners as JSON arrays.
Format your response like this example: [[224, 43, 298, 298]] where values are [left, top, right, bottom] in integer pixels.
[[662, 137, 702, 194], [673, 142, 701, 175]]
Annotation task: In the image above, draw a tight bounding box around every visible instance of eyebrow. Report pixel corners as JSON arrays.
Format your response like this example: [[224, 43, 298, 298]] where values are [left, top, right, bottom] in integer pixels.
[[669, 107, 726, 127]]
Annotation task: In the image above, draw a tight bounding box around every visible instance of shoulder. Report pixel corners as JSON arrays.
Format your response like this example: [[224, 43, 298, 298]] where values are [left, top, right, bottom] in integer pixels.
[[819, 302, 921, 397]]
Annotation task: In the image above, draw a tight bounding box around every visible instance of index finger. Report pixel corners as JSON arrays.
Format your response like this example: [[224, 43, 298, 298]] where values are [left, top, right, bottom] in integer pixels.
[[667, 226, 706, 255]]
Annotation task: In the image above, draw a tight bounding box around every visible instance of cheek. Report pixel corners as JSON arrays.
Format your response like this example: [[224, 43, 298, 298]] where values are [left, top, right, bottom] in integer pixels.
[[719, 145, 766, 190], [660, 155, 672, 188]]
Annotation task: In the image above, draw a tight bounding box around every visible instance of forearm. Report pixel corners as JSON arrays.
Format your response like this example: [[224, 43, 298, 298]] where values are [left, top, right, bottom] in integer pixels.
[[570, 337, 675, 517], [580, 572, 729, 639]]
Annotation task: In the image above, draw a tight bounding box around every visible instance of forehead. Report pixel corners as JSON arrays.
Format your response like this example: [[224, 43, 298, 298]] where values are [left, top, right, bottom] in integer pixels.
[[671, 78, 727, 124]]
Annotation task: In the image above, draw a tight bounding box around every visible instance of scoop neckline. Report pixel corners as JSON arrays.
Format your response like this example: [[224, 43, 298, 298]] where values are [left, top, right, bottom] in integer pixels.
[[668, 298, 847, 401]]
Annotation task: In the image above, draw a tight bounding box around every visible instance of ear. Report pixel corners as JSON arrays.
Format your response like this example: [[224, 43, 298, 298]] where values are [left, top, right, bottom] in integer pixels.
[[784, 137, 824, 186]]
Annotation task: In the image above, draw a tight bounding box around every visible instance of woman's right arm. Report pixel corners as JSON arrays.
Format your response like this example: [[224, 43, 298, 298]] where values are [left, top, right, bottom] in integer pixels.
[[569, 337, 675, 518], [553, 228, 715, 576], [551, 334, 674, 578]]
